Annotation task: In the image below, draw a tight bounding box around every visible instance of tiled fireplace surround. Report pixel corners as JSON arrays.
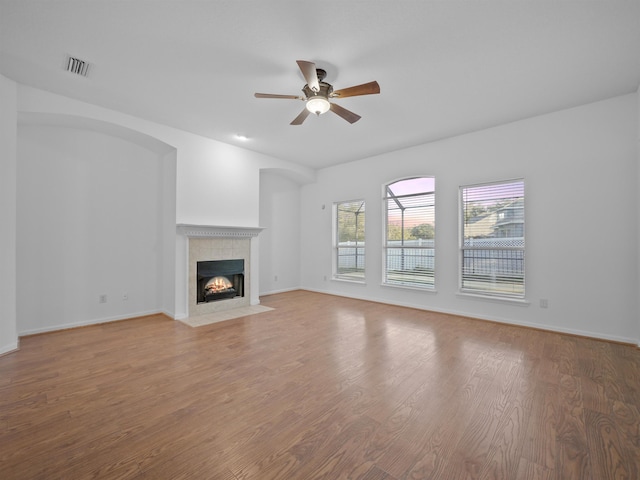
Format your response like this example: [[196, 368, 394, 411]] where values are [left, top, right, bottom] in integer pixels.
[[177, 225, 263, 318]]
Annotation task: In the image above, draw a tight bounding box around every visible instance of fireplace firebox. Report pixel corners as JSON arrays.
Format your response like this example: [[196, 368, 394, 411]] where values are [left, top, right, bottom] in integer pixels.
[[196, 259, 244, 303]]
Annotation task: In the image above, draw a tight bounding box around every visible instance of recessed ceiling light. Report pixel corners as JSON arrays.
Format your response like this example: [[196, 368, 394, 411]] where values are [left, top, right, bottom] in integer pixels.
[[235, 134, 249, 141]]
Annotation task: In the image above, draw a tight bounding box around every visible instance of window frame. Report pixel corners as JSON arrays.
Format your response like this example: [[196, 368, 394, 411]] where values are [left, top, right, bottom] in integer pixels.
[[459, 179, 525, 300], [333, 199, 366, 282]]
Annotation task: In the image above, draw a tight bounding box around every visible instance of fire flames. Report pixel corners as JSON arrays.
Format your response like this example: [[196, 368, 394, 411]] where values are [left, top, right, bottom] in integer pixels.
[[204, 276, 233, 294]]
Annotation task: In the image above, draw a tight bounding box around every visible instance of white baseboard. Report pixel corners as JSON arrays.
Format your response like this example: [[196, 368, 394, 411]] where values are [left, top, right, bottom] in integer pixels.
[[259, 287, 299, 296], [18, 309, 164, 336], [300, 287, 639, 346], [0, 341, 19, 356], [160, 309, 177, 320]]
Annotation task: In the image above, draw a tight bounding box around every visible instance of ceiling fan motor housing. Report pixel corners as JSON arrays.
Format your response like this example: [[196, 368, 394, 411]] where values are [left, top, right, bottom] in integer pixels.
[[302, 82, 333, 100]]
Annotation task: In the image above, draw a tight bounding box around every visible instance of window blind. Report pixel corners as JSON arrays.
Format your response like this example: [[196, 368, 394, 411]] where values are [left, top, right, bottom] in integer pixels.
[[460, 180, 525, 297]]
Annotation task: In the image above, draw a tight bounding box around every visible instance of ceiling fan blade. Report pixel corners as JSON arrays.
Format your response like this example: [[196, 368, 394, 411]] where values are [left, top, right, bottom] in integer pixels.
[[290, 108, 311, 125], [331, 81, 380, 98], [255, 93, 303, 100], [296, 60, 320, 92], [330, 103, 361, 124]]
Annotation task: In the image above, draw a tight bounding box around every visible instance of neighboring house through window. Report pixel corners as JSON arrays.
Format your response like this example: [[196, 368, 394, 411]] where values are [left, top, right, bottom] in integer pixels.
[[335, 200, 365, 281], [460, 179, 525, 298], [383, 177, 435, 289]]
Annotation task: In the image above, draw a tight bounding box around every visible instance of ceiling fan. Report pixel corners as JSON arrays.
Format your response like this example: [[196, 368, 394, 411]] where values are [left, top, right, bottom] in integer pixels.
[[254, 60, 380, 125]]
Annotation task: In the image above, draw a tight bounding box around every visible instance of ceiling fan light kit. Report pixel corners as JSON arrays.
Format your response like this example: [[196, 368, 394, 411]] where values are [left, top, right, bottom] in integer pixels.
[[254, 60, 380, 125], [306, 96, 330, 115]]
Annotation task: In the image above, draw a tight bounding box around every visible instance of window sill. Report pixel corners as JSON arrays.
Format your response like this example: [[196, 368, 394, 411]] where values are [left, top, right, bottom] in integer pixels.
[[332, 277, 366, 285], [381, 283, 438, 294], [456, 291, 530, 306]]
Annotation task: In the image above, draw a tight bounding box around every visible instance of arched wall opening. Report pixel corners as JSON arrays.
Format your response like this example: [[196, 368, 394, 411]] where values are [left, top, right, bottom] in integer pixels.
[[16, 113, 178, 333]]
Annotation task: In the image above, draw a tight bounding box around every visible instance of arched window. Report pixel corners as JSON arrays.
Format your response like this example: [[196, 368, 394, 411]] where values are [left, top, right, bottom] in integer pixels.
[[383, 177, 435, 289]]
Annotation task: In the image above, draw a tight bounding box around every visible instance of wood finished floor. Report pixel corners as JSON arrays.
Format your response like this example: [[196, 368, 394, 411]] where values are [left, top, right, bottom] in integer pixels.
[[1, 290, 639, 479]]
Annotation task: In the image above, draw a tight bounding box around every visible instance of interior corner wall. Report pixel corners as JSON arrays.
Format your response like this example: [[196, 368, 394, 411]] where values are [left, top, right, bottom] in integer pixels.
[[0, 74, 19, 354], [637, 85, 640, 346], [160, 149, 178, 318], [259, 170, 302, 295], [16, 124, 170, 334], [300, 93, 639, 344]]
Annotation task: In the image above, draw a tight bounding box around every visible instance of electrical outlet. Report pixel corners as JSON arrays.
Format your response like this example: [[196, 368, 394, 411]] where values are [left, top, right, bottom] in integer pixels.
[[540, 298, 548, 308], [122, 293, 128, 301], [99, 294, 107, 303], [274, 275, 278, 282]]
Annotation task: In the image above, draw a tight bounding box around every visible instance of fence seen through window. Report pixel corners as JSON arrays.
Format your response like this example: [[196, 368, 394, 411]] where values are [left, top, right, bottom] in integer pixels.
[[336, 200, 365, 280], [460, 180, 525, 297]]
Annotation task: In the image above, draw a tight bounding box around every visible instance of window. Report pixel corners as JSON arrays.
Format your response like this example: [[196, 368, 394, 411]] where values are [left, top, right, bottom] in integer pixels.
[[460, 179, 525, 298], [335, 200, 365, 281], [383, 177, 435, 288]]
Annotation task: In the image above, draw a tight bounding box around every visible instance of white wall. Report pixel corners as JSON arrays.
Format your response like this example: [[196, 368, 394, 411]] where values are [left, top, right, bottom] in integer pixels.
[[16, 124, 174, 334], [0, 74, 19, 354], [160, 149, 178, 318], [637, 85, 640, 346], [14, 85, 314, 323], [17, 86, 315, 227], [8, 83, 638, 343], [300, 93, 639, 344], [259, 170, 302, 295]]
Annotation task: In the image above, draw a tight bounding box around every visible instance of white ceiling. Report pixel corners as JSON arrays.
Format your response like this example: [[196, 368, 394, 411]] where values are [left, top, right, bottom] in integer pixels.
[[1, 1, 639, 169]]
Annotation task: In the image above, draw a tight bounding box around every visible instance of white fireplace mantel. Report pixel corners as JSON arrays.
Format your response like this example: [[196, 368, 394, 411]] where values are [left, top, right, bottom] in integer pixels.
[[174, 224, 264, 319], [177, 224, 264, 238]]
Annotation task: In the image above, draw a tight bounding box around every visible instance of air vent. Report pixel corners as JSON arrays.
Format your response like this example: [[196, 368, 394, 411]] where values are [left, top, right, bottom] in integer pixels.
[[65, 55, 90, 77]]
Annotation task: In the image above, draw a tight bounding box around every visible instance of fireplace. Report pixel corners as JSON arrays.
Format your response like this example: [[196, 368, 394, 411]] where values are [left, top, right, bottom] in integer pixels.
[[197, 259, 244, 304], [177, 224, 263, 319]]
